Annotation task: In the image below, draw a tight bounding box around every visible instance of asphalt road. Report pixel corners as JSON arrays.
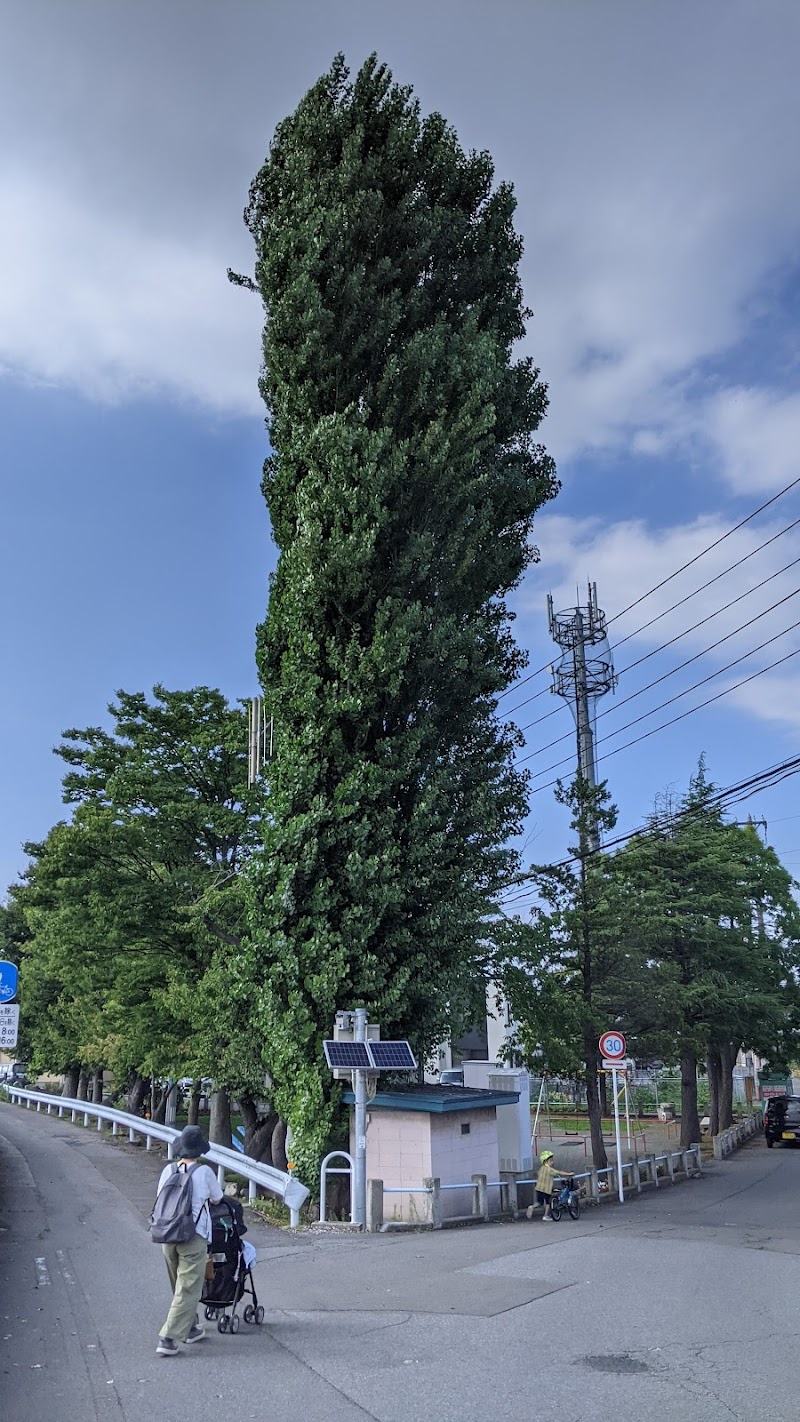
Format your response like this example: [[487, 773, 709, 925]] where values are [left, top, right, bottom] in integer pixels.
[[2, 1100, 799, 1422]]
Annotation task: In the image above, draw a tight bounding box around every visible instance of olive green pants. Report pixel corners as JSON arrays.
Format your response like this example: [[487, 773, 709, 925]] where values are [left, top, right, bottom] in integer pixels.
[[160, 1233, 208, 1341]]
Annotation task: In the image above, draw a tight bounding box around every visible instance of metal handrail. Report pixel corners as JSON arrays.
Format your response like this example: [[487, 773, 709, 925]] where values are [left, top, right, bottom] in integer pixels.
[[4, 1085, 309, 1227]]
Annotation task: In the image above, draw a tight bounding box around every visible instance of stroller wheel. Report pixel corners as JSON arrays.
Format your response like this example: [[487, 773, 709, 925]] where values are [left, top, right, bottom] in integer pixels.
[[205, 1307, 216, 1321], [229, 1314, 240, 1334], [217, 1316, 229, 1334], [243, 1305, 255, 1324], [255, 1306, 265, 1325]]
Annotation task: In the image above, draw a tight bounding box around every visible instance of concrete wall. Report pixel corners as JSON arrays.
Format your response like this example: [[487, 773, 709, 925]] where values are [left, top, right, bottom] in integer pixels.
[[355, 1109, 434, 1225], [430, 1108, 500, 1218]]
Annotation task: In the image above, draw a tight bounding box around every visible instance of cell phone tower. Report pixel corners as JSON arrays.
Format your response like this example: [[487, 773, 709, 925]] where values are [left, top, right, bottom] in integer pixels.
[[547, 582, 617, 851]]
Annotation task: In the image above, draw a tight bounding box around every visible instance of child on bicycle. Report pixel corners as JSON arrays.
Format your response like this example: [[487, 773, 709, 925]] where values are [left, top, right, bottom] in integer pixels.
[[527, 1149, 567, 1221]]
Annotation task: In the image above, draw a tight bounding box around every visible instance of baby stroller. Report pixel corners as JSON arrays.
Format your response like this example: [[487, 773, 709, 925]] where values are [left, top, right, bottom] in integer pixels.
[[201, 1197, 263, 1334]]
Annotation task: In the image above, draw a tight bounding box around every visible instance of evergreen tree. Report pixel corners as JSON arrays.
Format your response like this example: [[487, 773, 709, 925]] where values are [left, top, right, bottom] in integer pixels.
[[240, 55, 557, 1176], [614, 767, 800, 1145]]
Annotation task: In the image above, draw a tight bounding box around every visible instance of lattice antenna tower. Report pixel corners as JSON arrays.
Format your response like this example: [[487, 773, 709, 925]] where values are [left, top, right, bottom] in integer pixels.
[[547, 581, 617, 849], [247, 697, 273, 786]]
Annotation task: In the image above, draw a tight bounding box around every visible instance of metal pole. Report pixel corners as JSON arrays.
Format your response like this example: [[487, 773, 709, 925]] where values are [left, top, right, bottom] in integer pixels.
[[352, 1007, 367, 1229], [612, 1066, 624, 1204], [572, 611, 600, 853]]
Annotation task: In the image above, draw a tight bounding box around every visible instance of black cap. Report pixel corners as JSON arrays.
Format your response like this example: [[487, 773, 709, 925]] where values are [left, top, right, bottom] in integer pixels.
[[173, 1125, 210, 1159]]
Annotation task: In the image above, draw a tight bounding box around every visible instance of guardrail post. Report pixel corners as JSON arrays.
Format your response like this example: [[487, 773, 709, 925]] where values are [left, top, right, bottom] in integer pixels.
[[112, 1121, 118, 1136], [71, 1109, 77, 1123], [644, 1153, 658, 1188], [97, 1115, 103, 1131], [217, 1165, 225, 1189], [83, 1112, 90, 1127], [425, 1177, 443, 1230], [665, 1152, 675, 1183], [502, 1177, 518, 1216], [588, 1168, 600, 1204], [145, 1134, 152, 1150], [366, 1179, 383, 1232], [690, 1142, 702, 1174], [128, 1126, 136, 1143], [248, 1179, 256, 1204], [472, 1173, 489, 1222], [58, 1105, 64, 1118], [37, 1100, 41, 1112]]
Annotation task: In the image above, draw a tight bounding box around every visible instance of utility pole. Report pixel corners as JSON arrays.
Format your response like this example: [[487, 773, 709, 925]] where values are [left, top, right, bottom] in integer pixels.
[[547, 582, 617, 851]]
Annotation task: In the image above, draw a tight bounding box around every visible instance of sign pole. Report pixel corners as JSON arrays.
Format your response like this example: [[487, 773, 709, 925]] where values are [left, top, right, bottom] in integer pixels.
[[612, 1065, 624, 1203], [352, 1007, 367, 1229]]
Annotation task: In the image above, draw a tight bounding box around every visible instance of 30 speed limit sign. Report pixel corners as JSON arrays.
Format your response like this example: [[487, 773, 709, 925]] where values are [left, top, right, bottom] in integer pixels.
[[599, 1030, 626, 1061]]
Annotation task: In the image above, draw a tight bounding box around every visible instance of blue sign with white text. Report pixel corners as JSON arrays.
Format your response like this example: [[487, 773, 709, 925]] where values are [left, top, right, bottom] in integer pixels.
[[0, 962, 18, 1002]]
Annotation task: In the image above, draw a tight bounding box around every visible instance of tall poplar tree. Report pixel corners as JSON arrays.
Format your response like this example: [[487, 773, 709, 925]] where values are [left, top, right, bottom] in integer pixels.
[[239, 55, 557, 1175]]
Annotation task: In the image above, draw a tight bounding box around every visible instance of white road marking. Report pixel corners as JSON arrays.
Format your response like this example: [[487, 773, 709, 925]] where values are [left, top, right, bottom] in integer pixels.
[[34, 1257, 51, 1287], [55, 1248, 75, 1284]]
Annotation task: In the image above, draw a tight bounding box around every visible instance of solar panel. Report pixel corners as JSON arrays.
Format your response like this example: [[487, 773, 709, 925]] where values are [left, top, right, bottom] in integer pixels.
[[323, 1040, 372, 1070], [368, 1040, 417, 1071]]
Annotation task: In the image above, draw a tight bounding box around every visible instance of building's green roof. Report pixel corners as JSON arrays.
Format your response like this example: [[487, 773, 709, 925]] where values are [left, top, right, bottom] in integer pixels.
[[341, 1083, 520, 1113]]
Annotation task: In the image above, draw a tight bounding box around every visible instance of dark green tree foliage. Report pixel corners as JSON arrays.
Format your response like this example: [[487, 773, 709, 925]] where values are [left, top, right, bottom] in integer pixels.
[[614, 768, 800, 1145], [241, 55, 557, 1174], [16, 688, 263, 1125]]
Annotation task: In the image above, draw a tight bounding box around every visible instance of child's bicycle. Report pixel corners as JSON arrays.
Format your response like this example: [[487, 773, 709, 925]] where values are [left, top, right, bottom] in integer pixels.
[[550, 1176, 581, 1221]]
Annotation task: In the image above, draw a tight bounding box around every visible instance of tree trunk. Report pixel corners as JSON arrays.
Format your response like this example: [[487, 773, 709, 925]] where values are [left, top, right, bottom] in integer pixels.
[[584, 1029, 608, 1169], [680, 1046, 701, 1147], [239, 1093, 278, 1163], [91, 1068, 104, 1104], [209, 1088, 232, 1147], [126, 1073, 149, 1116], [187, 1081, 201, 1126], [271, 1117, 289, 1172], [62, 1065, 80, 1098], [719, 1042, 736, 1130], [76, 1067, 89, 1101], [152, 1084, 170, 1124]]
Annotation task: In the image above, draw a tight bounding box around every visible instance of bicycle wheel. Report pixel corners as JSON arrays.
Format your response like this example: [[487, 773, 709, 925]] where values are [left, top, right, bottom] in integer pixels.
[[550, 1198, 562, 1221], [568, 1194, 581, 1220]]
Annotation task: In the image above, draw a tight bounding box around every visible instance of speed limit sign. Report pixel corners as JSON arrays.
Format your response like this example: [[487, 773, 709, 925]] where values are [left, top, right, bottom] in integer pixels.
[[599, 1030, 626, 1060]]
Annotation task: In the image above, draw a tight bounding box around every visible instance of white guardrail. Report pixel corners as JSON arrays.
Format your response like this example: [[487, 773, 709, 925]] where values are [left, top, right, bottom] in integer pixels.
[[3, 1085, 310, 1228]]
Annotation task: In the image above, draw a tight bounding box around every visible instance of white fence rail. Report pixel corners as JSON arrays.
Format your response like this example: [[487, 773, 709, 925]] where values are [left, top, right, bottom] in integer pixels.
[[4, 1085, 309, 1227], [712, 1112, 761, 1159]]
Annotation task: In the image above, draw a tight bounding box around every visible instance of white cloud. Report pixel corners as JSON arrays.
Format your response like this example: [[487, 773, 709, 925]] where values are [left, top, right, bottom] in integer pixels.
[[704, 387, 800, 495], [0, 171, 263, 414]]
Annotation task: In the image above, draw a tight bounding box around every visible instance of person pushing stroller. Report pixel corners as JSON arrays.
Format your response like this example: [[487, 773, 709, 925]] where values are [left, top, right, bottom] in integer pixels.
[[526, 1149, 568, 1221], [151, 1125, 223, 1355]]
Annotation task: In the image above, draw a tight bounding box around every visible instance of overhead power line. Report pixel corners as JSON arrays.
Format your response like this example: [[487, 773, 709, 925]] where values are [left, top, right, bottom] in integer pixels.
[[499, 751, 800, 898], [519, 591, 800, 766], [509, 516, 800, 732], [497, 474, 800, 709], [526, 642, 800, 797]]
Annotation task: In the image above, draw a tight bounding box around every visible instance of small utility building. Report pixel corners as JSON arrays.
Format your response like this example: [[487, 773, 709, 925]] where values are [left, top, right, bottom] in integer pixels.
[[345, 1082, 520, 1225]]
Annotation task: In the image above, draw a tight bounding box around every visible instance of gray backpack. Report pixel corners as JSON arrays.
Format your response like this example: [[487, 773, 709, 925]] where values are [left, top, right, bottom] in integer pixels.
[[150, 1162, 202, 1243]]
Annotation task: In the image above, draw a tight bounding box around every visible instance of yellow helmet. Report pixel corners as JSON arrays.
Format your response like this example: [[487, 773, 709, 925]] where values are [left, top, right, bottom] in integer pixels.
[[540, 1150, 554, 1162]]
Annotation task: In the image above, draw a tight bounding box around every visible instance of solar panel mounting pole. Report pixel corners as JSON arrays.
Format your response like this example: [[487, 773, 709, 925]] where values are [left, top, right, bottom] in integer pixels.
[[353, 1007, 367, 1228]]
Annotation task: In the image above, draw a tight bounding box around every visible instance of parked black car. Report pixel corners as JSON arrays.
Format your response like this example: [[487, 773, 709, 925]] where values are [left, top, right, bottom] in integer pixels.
[[764, 1095, 800, 1146]]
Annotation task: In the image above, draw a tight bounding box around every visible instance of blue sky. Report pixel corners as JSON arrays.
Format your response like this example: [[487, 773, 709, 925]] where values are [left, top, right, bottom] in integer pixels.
[[3, 0, 800, 902]]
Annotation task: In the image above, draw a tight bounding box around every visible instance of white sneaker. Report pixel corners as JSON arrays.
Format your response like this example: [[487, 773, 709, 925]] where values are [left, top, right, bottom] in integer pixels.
[[525, 1205, 534, 1219]]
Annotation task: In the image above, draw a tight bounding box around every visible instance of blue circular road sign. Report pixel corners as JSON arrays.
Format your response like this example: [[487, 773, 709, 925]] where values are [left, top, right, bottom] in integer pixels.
[[0, 962, 18, 1002]]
